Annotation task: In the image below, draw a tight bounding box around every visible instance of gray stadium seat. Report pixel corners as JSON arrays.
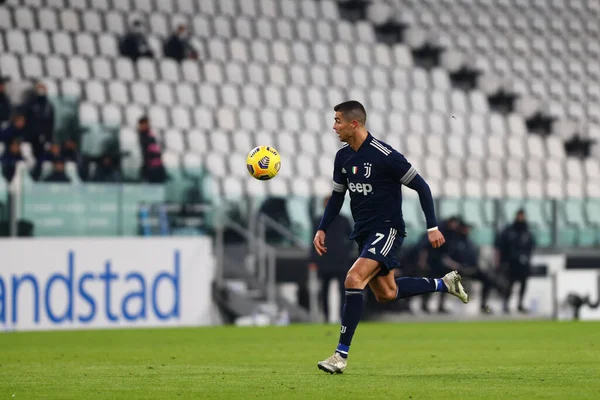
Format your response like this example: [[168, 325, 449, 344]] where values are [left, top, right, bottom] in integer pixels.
[[7, 31, 28, 54]]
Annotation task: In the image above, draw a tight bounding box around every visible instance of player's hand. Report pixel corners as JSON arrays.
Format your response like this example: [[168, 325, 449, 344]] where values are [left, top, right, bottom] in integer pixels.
[[428, 229, 445, 248], [313, 230, 327, 256]]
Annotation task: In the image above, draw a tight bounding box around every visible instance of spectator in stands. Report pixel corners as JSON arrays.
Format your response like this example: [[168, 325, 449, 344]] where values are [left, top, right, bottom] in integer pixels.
[[43, 159, 70, 183], [258, 197, 293, 244], [163, 24, 198, 63], [62, 139, 87, 180], [419, 216, 463, 313], [24, 82, 54, 178], [308, 196, 354, 322], [119, 19, 154, 61], [46, 142, 62, 162], [451, 220, 505, 314], [495, 209, 536, 314], [1, 137, 23, 182], [91, 155, 121, 183], [0, 76, 12, 128], [0, 111, 27, 146], [136, 116, 167, 183]]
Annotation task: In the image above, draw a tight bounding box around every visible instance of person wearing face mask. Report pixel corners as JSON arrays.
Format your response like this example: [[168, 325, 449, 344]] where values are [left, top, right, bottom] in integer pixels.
[[163, 24, 198, 63], [119, 19, 154, 61], [495, 209, 536, 314], [24, 82, 54, 179]]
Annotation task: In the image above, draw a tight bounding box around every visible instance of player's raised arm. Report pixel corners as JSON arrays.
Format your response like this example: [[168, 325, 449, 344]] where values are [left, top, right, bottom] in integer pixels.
[[388, 151, 445, 248], [314, 152, 347, 255]]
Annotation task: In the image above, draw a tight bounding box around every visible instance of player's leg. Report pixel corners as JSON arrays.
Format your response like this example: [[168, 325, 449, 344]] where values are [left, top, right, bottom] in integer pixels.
[[367, 270, 469, 308], [317, 257, 380, 374], [363, 229, 468, 304], [367, 270, 446, 303]]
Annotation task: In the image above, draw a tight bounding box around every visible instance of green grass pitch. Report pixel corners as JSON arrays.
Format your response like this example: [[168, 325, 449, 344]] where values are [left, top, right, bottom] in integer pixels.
[[1, 321, 599, 399]]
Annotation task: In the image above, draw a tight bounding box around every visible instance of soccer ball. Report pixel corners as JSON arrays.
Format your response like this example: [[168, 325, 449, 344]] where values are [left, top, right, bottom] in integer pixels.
[[246, 146, 281, 180]]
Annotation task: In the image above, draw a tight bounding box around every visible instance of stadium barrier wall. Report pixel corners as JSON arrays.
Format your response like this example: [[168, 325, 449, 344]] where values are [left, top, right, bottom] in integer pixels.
[[0, 238, 220, 332]]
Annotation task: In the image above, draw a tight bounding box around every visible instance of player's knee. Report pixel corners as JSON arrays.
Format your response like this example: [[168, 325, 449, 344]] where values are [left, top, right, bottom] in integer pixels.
[[374, 288, 397, 304], [344, 271, 363, 289]]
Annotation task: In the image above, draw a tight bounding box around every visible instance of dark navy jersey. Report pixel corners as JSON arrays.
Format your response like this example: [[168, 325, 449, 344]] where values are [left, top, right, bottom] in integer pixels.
[[332, 133, 417, 240]]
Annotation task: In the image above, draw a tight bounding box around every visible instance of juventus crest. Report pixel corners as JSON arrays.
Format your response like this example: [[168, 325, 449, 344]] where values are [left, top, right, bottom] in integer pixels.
[[364, 163, 372, 178]]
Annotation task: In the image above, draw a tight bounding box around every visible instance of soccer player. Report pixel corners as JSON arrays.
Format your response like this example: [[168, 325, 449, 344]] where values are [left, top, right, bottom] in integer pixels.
[[315, 101, 469, 374]]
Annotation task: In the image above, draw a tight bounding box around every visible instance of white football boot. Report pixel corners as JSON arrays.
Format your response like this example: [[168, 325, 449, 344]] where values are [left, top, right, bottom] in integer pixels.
[[442, 271, 469, 304], [317, 353, 347, 374]]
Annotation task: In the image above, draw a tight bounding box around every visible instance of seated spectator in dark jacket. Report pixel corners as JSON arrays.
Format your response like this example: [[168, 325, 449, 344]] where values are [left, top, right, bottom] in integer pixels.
[[44, 159, 70, 183], [24, 82, 54, 180], [0, 111, 27, 146], [44, 142, 62, 162], [62, 139, 87, 180], [0, 76, 13, 128], [119, 20, 154, 61], [163, 24, 198, 63], [91, 155, 121, 183], [24, 82, 54, 152], [136, 116, 167, 183], [1, 137, 24, 182]]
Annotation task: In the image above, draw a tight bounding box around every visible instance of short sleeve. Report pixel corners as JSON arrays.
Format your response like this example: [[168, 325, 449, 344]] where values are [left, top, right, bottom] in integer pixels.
[[388, 150, 418, 185], [332, 151, 347, 193]]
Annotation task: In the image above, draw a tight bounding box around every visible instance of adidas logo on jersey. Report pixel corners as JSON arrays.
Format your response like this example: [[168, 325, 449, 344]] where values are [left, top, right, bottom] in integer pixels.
[[347, 182, 373, 195], [368, 247, 376, 254]]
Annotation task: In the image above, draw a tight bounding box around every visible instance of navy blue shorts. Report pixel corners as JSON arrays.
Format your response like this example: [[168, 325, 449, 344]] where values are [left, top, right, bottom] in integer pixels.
[[355, 227, 405, 276]]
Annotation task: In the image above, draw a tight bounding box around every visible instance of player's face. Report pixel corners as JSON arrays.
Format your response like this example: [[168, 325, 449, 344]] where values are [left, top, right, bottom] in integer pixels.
[[333, 111, 357, 142]]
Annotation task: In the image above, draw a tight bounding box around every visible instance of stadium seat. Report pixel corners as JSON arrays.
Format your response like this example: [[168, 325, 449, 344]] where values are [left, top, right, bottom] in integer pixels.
[[91, 57, 112, 80], [0, 7, 11, 29], [181, 152, 203, 179], [124, 104, 145, 127], [52, 32, 74, 56], [137, 59, 158, 82], [69, 57, 90, 80], [7, 31, 28, 54], [154, 82, 175, 105], [172, 83, 195, 107], [82, 10, 104, 33], [101, 104, 122, 127], [198, 83, 219, 108], [38, 8, 58, 31], [104, 11, 125, 35], [84, 80, 106, 104], [22, 54, 44, 79], [46, 55, 67, 79], [60, 79, 82, 98], [193, 106, 215, 130], [114, 58, 136, 81], [109, 81, 130, 105], [188, 129, 208, 155], [60, 9, 81, 32], [147, 105, 169, 129], [28, 31, 50, 56], [79, 102, 100, 125], [164, 128, 185, 154]]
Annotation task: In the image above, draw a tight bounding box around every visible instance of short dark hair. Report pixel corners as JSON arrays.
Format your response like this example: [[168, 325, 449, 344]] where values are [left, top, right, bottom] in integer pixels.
[[138, 115, 149, 125], [334, 100, 367, 125]]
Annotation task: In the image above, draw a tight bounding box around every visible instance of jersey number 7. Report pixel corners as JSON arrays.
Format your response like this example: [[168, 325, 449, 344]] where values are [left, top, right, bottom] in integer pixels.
[[371, 233, 385, 245]]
